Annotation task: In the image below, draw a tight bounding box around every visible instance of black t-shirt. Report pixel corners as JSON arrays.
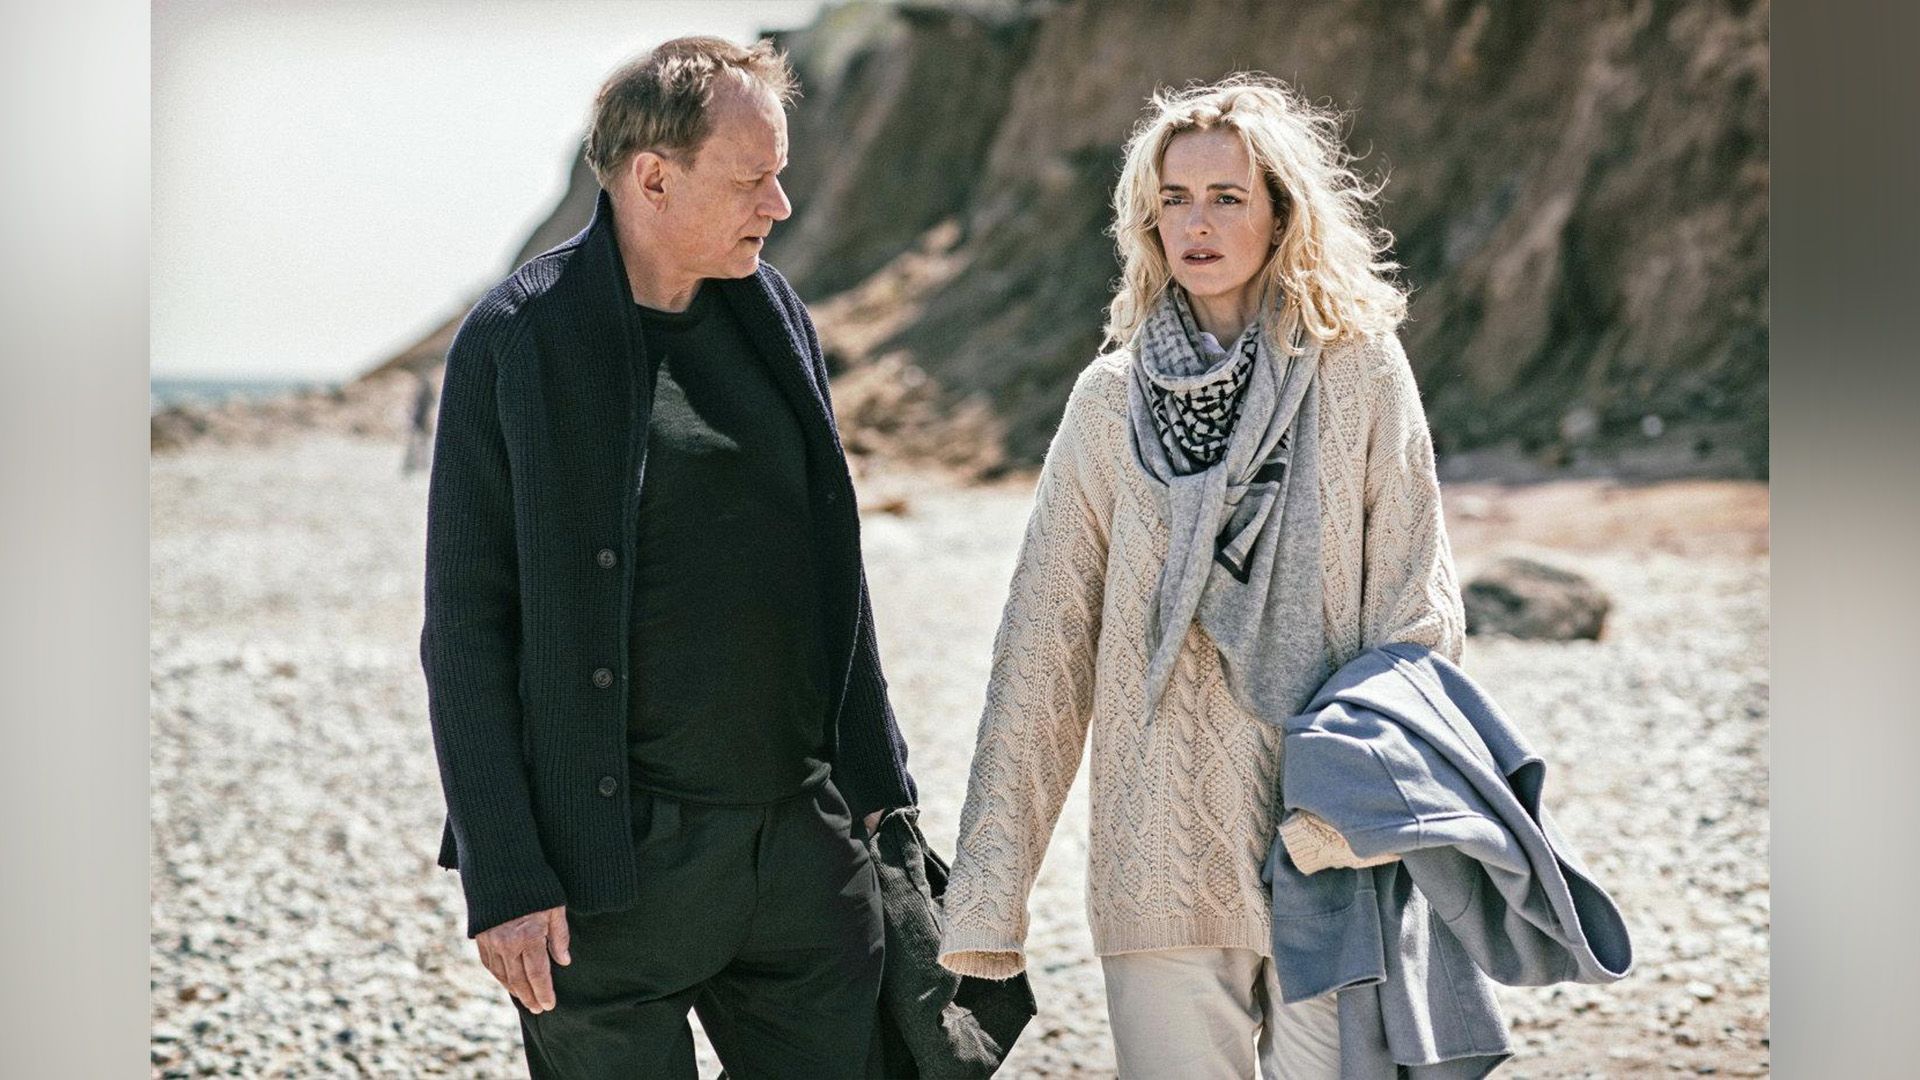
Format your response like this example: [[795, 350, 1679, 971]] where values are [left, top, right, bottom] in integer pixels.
[[625, 284, 832, 803]]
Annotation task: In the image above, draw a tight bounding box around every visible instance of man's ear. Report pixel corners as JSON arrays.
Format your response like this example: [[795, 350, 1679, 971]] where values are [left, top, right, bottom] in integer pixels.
[[631, 151, 672, 210]]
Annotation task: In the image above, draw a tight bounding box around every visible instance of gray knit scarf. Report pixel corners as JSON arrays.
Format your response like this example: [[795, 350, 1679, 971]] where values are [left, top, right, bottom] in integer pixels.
[[1128, 288, 1331, 729]]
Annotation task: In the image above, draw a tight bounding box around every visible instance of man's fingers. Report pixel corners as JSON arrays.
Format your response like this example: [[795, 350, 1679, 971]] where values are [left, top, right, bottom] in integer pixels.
[[521, 948, 558, 1013], [484, 957, 515, 999], [476, 939, 504, 986], [503, 948, 542, 1013], [547, 908, 572, 967], [473, 906, 569, 1012]]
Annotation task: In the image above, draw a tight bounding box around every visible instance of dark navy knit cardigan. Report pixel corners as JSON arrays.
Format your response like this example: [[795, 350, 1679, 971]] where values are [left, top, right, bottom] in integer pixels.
[[421, 190, 918, 937]]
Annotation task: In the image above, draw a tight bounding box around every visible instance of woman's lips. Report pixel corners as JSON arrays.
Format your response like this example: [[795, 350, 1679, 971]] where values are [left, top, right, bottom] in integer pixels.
[[1182, 250, 1222, 264]]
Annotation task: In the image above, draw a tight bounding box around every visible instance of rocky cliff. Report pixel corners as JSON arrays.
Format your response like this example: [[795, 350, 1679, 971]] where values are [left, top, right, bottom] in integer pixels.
[[338, 0, 1769, 478]]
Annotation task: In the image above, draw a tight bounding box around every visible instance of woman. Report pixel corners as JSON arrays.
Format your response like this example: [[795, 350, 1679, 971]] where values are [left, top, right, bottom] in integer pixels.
[[937, 74, 1465, 1078]]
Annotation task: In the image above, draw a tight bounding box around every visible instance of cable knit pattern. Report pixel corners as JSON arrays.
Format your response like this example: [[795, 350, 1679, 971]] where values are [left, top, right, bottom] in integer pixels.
[[938, 331, 1464, 979]]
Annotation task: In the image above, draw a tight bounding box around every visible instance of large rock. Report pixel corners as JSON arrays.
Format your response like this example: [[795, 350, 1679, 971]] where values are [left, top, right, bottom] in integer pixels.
[[1464, 555, 1612, 641]]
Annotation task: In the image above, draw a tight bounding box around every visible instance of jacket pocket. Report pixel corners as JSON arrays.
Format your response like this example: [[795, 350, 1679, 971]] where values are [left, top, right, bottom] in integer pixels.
[[1266, 859, 1390, 1003]]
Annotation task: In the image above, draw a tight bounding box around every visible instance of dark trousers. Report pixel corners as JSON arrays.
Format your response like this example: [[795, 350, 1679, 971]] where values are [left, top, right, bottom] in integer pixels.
[[517, 778, 884, 1079]]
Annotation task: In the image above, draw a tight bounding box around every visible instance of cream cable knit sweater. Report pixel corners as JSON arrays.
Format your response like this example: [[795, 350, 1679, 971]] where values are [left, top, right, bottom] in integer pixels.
[[937, 331, 1466, 979]]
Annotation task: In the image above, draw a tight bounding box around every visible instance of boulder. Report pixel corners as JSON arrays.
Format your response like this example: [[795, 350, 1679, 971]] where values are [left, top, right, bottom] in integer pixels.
[[1464, 555, 1611, 640]]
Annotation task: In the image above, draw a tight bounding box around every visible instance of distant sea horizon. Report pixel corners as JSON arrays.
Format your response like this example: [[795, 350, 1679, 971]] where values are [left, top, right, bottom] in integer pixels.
[[150, 376, 342, 414]]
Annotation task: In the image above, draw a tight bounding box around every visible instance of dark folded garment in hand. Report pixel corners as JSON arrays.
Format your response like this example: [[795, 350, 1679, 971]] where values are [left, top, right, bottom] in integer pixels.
[[866, 808, 1038, 1078]]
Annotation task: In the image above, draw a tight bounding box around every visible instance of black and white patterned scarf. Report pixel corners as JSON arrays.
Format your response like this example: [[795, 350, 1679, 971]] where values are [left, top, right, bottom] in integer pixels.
[[1141, 290, 1260, 473]]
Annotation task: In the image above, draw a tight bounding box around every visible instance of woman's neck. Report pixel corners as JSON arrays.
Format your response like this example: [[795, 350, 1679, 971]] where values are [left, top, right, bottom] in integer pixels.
[[1183, 286, 1260, 345]]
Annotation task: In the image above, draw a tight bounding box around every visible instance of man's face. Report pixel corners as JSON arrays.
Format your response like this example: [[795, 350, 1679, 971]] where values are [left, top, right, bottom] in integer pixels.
[[655, 78, 792, 281]]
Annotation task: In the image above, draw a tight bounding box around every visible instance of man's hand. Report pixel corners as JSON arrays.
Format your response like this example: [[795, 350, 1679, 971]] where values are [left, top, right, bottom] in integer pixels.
[[475, 905, 571, 1014]]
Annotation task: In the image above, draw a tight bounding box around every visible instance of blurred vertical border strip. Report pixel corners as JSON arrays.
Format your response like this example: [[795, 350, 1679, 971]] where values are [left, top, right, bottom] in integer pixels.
[[1772, 0, 1920, 1075], [0, 0, 151, 1076]]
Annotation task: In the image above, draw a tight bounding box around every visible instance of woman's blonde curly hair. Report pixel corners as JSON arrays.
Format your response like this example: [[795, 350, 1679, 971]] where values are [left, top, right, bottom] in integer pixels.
[[1104, 74, 1408, 355]]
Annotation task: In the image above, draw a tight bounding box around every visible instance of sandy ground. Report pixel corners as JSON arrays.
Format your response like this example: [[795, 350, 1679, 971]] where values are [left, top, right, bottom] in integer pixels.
[[151, 435, 1769, 1078]]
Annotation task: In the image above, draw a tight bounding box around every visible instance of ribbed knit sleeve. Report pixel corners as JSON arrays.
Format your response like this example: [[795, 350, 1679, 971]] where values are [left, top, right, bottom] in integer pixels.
[[773, 268, 919, 819], [938, 364, 1117, 979], [1358, 335, 1466, 661], [420, 290, 568, 937], [834, 574, 920, 819]]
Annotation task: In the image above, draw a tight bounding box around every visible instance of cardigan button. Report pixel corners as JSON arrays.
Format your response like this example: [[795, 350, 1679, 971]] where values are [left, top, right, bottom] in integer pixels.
[[591, 667, 614, 689], [596, 548, 616, 569], [596, 775, 618, 798]]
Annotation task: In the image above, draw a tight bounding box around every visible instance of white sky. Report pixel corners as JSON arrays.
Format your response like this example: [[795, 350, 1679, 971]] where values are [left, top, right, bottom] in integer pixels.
[[152, 0, 830, 381]]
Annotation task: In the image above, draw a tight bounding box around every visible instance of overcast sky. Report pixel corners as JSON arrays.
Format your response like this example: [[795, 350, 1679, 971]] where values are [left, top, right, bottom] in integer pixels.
[[152, 0, 830, 381]]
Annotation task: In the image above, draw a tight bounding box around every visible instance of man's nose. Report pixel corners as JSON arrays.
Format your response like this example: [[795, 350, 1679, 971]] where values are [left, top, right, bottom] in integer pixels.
[[764, 176, 793, 222]]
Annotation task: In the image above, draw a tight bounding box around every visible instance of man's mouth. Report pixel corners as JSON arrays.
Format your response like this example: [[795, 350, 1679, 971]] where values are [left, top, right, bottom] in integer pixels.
[[1182, 249, 1223, 265]]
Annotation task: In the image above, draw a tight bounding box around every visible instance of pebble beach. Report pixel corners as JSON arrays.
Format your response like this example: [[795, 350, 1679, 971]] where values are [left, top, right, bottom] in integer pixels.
[[150, 433, 1770, 1078]]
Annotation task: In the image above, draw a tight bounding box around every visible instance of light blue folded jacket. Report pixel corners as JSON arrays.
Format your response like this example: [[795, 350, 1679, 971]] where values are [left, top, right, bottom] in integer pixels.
[[1264, 643, 1635, 1078]]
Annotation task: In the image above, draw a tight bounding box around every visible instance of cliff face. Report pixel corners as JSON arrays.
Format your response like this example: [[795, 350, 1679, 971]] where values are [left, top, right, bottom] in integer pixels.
[[765, 3, 1037, 300], [784, 0, 1768, 474], [360, 0, 1769, 477]]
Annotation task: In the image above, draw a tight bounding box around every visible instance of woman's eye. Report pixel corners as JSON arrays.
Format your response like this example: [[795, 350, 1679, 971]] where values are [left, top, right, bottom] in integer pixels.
[[1161, 195, 1185, 206], [1217, 194, 1241, 205]]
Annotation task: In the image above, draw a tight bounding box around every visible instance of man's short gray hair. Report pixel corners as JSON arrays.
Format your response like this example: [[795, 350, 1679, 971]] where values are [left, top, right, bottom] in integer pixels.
[[585, 36, 799, 188]]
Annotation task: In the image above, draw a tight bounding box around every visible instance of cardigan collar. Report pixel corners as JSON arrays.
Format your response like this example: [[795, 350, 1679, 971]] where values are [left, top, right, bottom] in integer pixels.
[[544, 188, 837, 446]]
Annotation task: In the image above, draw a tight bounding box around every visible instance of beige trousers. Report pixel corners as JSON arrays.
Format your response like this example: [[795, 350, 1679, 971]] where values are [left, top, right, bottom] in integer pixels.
[[1100, 947, 1342, 1080]]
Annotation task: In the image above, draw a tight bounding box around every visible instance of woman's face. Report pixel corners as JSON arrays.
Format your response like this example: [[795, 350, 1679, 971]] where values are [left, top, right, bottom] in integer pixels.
[[1155, 128, 1279, 315]]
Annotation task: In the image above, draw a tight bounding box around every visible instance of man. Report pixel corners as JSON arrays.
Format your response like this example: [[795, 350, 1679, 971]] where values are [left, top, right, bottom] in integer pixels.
[[420, 36, 917, 1078], [401, 367, 436, 475]]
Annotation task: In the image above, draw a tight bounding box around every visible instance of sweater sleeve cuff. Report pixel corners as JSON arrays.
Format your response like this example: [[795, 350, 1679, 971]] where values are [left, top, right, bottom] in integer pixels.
[[460, 861, 569, 939], [1279, 810, 1401, 876], [834, 762, 917, 821], [939, 950, 1028, 980], [938, 924, 1028, 979]]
